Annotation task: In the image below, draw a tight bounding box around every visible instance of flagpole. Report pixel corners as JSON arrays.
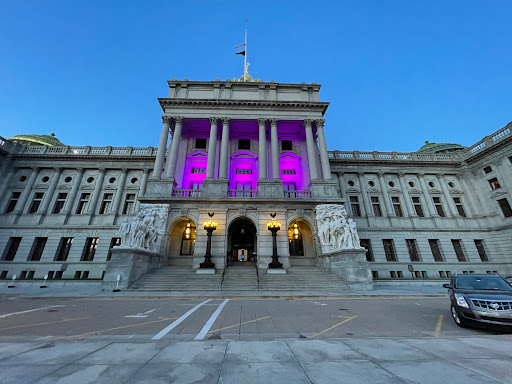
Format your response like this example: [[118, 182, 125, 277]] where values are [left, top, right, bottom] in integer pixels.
[[244, 20, 247, 81]]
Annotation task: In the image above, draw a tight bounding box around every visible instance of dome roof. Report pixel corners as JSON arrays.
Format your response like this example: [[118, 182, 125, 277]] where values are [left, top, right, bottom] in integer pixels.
[[7, 133, 65, 146], [416, 141, 467, 154]]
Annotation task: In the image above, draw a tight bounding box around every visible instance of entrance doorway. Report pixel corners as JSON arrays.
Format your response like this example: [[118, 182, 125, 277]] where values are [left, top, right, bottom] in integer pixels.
[[227, 218, 257, 265]]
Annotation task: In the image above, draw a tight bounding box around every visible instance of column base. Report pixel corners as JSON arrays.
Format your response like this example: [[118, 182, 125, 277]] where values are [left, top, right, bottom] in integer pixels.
[[202, 179, 228, 198], [257, 180, 283, 198], [309, 180, 340, 199]]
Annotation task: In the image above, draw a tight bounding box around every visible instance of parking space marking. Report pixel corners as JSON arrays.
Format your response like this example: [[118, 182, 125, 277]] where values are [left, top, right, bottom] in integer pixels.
[[0, 305, 65, 319], [0, 317, 90, 331], [208, 316, 271, 334], [194, 299, 230, 340], [434, 314, 443, 337], [152, 299, 212, 340], [309, 315, 358, 339]]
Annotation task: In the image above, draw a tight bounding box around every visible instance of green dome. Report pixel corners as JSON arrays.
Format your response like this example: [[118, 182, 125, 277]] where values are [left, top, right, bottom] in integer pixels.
[[416, 141, 466, 154], [7, 133, 65, 146]]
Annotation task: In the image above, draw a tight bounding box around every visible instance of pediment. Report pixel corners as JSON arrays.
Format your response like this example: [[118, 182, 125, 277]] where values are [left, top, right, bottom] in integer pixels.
[[388, 188, 402, 194], [408, 189, 423, 195], [345, 187, 360, 194], [428, 188, 443, 195], [490, 188, 508, 199], [187, 150, 207, 157], [449, 188, 463, 195]]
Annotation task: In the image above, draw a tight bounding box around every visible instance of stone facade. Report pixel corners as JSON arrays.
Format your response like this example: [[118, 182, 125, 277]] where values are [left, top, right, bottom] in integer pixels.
[[0, 79, 511, 287]]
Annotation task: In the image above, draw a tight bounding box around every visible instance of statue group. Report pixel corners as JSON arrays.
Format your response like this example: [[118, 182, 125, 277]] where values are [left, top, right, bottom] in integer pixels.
[[116, 204, 169, 252], [315, 204, 363, 253]]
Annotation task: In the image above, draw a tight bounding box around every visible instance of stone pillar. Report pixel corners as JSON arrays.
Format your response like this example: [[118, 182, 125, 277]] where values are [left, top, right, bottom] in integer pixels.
[[377, 172, 393, 216], [397, 173, 413, 216], [315, 119, 332, 180], [438, 173, 459, 217], [337, 172, 346, 198], [111, 168, 128, 215], [152, 116, 171, 178], [258, 118, 267, 180], [357, 172, 372, 216], [63, 168, 84, 214], [206, 117, 218, 179], [165, 116, 183, 179], [163, 130, 174, 178], [418, 173, 436, 216], [14, 167, 39, 214], [88, 168, 106, 214], [270, 118, 280, 180], [304, 120, 319, 181], [135, 169, 149, 212], [0, 167, 16, 204], [39, 167, 62, 215], [219, 117, 230, 179], [458, 173, 478, 216]]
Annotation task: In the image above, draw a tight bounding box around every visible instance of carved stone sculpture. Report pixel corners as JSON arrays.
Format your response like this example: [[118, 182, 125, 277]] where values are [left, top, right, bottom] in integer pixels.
[[315, 204, 364, 253], [115, 203, 169, 252]]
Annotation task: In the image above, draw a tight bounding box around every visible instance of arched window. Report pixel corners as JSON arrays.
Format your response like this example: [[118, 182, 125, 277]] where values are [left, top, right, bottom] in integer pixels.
[[180, 221, 195, 255], [288, 223, 304, 256]]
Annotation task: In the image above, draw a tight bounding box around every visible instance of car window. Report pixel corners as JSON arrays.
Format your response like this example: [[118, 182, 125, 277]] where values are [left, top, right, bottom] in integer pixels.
[[454, 276, 512, 291]]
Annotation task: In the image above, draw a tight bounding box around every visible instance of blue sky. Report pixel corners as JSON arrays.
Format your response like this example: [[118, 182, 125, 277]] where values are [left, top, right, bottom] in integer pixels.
[[1, 1, 511, 152]]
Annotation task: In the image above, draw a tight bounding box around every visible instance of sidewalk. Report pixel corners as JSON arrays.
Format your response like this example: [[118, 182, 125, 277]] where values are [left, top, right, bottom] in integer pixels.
[[1, 335, 511, 383]]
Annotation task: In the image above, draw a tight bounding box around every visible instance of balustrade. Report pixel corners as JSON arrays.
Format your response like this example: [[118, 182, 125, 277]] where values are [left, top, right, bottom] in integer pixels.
[[227, 190, 259, 198], [171, 189, 203, 198]]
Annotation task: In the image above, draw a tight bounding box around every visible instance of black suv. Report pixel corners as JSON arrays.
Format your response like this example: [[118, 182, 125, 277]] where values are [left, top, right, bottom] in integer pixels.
[[443, 274, 512, 328]]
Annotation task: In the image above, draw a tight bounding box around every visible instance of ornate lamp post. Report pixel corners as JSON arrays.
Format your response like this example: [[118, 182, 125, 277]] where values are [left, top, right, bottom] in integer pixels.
[[267, 213, 283, 269], [200, 212, 217, 269]]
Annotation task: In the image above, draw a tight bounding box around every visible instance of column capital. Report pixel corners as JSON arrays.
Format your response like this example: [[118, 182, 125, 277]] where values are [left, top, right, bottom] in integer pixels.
[[397, 172, 406, 177], [377, 171, 385, 177], [303, 119, 313, 128], [437, 172, 446, 177], [162, 116, 172, 125], [357, 171, 365, 177], [75, 167, 84, 173], [338, 171, 345, 177], [269, 118, 279, 127], [174, 116, 184, 124], [209, 117, 219, 125], [142, 168, 150, 174], [98, 167, 107, 173], [315, 119, 325, 129], [257, 118, 267, 126], [120, 168, 128, 173], [31, 166, 40, 171], [417, 172, 426, 178], [221, 117, 231, 126]]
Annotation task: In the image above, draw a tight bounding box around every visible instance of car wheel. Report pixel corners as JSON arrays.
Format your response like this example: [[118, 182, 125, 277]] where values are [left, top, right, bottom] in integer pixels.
[[451, 305, 467, 328]]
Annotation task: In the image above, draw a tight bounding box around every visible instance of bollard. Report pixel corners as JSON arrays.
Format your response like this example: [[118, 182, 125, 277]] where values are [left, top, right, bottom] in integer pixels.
[[40, 274, 48, 288], [7, 274, 16, 288], [113, 274, 121, 292]]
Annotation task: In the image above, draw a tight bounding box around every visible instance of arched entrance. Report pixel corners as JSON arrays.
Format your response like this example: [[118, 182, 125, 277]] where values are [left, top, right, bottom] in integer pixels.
[[167, 218, 196, 266], [227, 218, 257, 265], [288, 220, 316, 266]]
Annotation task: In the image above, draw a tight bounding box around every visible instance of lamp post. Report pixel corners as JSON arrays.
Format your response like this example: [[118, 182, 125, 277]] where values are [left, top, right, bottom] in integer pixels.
[[267, 213, 283, 269], [200, 212, 217, 269]]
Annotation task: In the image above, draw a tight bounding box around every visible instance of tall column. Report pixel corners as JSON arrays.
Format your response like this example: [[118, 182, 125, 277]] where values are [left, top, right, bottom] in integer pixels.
[[0, 167, 16, 204], [418, 173, 437, 216], [315, 119, 332, 180], [357, 172, 373, 216], [39, 167, 63, 215], [438, 173, 459, 217], [258, 118, 267, 180], [152, 116, 171, 178], [111, 168, 128, 215], [377, 172, 392, 216], [163, 130, 174, 177], [14, 167, 39, 214], [205, 117, 218, 179], [135, 169, 149, 212], [165, 116, 183, 179], [88, 168, 106, 214], [397, 173, 413, 216], [337, 172, 346, 198], [304, 120, 319, 181], [219, 117, 230, 179], [459, 173, 478, 216], [270, 118, 280, 180], [63, 168, 84, 214]]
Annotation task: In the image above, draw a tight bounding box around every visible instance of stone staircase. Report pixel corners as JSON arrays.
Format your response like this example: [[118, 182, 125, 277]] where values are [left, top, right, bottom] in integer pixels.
[[131, 267, 222, 291], [258, 266, 349, 291], [221, 265, 259, 291]]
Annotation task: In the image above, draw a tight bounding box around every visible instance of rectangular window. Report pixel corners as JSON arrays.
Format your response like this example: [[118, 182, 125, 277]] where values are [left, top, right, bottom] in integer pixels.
[[432, 197, 445, 217], [429, 239, 444, 262], [28, 192, 44, 214], [498, 198, 512, 217], [122, 193, 136, 215], [371, 196, 382, 216], [412, 197, 424, 217], [195, 138, 207, 149], [28, 237, 47, 261], [392, 196, 403, 217], [283, 182, 296, 191], [76, 193, 91, 214], [406, 239, 421, 261], [474, 240, 489, 262], [190, 182, 203, 190], [107, 237, 121, 261], [1, 237, 22, 261], [99, 193, 113, 214], [5, 192, 21, 213], [488, 178, 501, 190], [453, 197, 466, 217], [452, 239, 467, 262], [350, 196, 361, 216], [52, 193, 68, 214], [238, 139, 250, 150], [360, 239, 374, 261], [281, 140, 293, 151], [54, 237, 73, 261], [382, 239, 397, 262], [483, 166, 492, 174], [81, 237, 99, 261]]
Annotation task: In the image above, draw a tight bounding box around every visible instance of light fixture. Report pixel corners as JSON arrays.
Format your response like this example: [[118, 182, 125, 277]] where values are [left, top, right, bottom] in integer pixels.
[[185, 221, 191, 239], [267, 215, 281, 231], [200, 212, 217, 269], [203, 213, 217, 231], [292, 223, 299, 240]]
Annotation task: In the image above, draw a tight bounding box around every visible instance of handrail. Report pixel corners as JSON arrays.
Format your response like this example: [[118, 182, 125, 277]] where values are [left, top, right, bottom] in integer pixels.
[[220, 263, 227, 290], [255, 261, 260, 291]]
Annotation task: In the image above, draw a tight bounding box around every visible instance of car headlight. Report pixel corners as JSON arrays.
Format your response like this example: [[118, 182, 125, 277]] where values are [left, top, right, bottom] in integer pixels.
[[454, 293, 469, 308]]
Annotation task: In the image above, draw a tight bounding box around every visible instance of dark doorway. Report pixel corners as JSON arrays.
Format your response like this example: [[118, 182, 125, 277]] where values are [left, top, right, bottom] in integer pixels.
[[227, 218, 257, 265]]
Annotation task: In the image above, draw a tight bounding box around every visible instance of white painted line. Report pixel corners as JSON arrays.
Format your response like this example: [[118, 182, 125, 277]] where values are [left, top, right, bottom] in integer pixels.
[[0, 305, 65, 319], [151, 300, 211, 340], [194, 299, 230, 341], [125, 309, 156, 318]]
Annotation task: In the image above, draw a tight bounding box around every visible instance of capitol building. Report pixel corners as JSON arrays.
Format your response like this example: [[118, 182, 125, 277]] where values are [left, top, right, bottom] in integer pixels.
[[0, 77, 511, 291]]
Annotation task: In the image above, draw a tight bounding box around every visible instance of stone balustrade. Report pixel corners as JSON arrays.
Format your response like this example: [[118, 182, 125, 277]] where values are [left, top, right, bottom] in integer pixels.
[[15, 144, 158, 157]]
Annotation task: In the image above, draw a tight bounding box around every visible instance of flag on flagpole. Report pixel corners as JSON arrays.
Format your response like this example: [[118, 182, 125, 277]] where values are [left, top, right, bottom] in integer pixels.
[[236, 43, 246, 56]]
